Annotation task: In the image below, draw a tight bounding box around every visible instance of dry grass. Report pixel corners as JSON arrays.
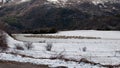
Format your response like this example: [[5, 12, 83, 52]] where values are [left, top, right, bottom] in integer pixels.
[[25, 35, 101, 39]]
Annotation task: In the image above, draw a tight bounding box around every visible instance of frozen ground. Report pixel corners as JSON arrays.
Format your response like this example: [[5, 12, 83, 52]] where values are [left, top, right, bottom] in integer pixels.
[[0, 30, 120, 68], [45, 30, 120, 39], [13, 30, 120, 42]]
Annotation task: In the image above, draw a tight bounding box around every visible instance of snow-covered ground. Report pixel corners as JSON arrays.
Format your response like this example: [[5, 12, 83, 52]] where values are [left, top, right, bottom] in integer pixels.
[[0, 30, 120, 68], [47, 30, 120, 39], [13, 30, 120, 41]]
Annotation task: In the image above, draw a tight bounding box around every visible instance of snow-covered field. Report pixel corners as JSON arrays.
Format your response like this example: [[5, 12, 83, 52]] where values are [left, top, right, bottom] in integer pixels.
[[0, 30, 120, 68], [45, 30, 120, 39]]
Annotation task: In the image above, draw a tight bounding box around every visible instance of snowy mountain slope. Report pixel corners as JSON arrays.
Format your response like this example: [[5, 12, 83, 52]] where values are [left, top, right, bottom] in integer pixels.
[[46, 0, 120, 14], [47, 0, 120, 5]]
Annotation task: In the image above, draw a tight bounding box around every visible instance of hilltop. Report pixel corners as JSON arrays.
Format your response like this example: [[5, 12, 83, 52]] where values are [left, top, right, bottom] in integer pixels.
[[0, 0, 120, 33]]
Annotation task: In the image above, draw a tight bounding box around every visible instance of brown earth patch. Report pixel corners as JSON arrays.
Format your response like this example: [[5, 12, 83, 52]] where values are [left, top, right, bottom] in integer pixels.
[[0, 60, 49, 68]]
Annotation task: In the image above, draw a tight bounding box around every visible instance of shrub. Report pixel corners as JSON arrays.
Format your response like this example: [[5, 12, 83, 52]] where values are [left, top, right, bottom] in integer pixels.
[[15, 43, 24, 50], [0, 31, 8, 52], [24, 42, 33, 50], [46, 42, 52, 51], [82, 47, 87, 52], [39, 40, 46, 43]]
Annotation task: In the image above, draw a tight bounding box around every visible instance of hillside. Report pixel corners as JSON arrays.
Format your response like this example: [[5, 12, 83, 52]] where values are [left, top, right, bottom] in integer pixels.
[[0, 0, 120, 33]]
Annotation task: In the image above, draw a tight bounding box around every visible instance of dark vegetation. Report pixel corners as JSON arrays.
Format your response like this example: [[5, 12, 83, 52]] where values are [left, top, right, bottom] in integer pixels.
[[0, 0, 120, 34], [0, 22, 11, 34], [46, 43, 52, 51], [22, 27, 57, 34], [0, 20, 11, 52], [24, 42, 33, 50], [15, 44, 24, 50], [0, 30, 8, 51], [14, 42, 33, 50]]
